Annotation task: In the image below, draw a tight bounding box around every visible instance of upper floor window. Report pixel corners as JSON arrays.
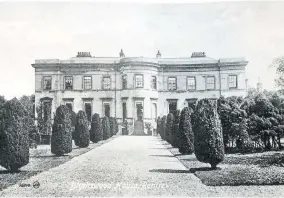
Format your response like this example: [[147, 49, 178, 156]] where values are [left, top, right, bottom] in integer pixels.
[[135, 74, 143, 88], [122, 75, 127, 89], [206, 76, 215, 90], [65, 76, 73, 90], [187, 77, 196, 90], [84, 76, 92, 90], [168, 77, 177, 90], [102, 76, 111, 90], [43, 76, 52, 90], [229, 75, 237, 89], [151, 76, 157, 90]]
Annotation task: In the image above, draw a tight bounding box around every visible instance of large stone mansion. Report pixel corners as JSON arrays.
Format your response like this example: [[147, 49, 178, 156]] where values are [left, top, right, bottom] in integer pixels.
[[32, 50, 248, 135]]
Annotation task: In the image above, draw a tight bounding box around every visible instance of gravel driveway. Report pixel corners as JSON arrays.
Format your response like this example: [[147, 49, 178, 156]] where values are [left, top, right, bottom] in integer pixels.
[[1, 136, 284, 197]]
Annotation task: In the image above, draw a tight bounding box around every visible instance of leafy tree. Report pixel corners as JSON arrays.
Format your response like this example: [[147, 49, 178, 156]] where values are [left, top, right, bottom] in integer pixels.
[[192, 99, 224, 169], [177, 107, 194, 154], [74, 111, 90, 148], [270, 56, 284, 92], [90, 113, 103, 143], [51, 105, 72, 156], [0, 98, 30, 172]]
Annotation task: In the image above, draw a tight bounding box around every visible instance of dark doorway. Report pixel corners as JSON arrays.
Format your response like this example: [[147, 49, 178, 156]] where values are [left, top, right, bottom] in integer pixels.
[[122, 102, 127, 121], [136, 103, 143, 121]]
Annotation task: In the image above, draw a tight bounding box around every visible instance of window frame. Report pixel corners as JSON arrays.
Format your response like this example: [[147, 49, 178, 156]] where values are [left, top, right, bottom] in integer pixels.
[[64, 76, 73, 90], [151, 76, 157, 90], [83, 76, 92, 90], [43, 76, 52, 90], [102, 76, 111, 90], [122, 74, 127, 89], [103, 102, 111, 117], [228, 75, 238, 89], [187, 76, 196, 91], [206, 76, 215, 90], [168, 77, 177, 91], [135, 74, 144, 88]]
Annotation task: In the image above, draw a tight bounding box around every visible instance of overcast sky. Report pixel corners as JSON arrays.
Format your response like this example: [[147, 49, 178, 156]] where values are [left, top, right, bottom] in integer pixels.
[[0, 1, 284, 99]]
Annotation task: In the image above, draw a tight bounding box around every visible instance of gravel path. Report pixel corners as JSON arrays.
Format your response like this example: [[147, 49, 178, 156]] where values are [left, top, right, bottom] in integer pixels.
[[1, 136, 284, 197]]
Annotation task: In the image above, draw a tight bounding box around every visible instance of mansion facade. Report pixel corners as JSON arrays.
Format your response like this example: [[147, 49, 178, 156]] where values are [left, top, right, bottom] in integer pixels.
[[33, 50, 248, 135]]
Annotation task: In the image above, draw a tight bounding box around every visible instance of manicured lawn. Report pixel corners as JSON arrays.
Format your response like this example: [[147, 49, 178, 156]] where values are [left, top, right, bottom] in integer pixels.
[[167, 142, 284, 186]]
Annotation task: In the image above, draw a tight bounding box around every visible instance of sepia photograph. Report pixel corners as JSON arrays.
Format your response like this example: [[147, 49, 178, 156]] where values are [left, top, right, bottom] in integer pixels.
[[0, 0, 284, 197]]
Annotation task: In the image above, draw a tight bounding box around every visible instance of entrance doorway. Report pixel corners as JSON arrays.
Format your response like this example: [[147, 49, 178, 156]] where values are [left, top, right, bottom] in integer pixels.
[[136, 102, 143, 121]]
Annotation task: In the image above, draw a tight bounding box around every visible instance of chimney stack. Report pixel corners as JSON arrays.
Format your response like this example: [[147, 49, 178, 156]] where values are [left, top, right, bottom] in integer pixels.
[[156, 50, 161, 58], [119, 49, 125, 58], [77, 52, 91, 57]]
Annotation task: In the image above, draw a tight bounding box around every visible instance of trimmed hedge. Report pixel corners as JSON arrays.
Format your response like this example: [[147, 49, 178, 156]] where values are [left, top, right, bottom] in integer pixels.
[[90, 113, 103, 143], [0, 98, 30, 172], [192, 99, 224, 169], [102, 117, 111, 140], [51, 105, 72, 156], [166, 113, 174, 144], [74, 111, 90, 148], [177, 107, 194, 154]]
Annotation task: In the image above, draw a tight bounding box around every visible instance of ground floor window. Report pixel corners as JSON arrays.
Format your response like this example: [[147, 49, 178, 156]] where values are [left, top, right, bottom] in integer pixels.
[[152, 103, 157, 120], [167, 99, 178, 114], [186, 98, 198, 110], [43, 101, 52, 122], [103, 103, 110, 117], [84, 103, 92, 122]]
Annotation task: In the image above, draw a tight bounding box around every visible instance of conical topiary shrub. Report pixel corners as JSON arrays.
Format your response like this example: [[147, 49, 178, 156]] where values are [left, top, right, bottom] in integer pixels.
[[157, 117, 161, 136], [70, 111, 77, 141], [177, 107, 194, 154], [102, 116, 111, 140], [171, 110, 180, 147], [192, 99, 224, 169], [90, 113, 103, 143], [74, 111, 90, 148], [166, 113, 174, 144], [0, 98, 30, 172], [110, 117, 116, 137], [115, 119, 119, 135], [160, 116, 167, 140], [51, 105, 72, 156]]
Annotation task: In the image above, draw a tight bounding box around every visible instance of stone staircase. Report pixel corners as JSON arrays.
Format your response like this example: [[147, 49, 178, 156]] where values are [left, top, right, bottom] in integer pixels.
[[132, 120, 147, 136]]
